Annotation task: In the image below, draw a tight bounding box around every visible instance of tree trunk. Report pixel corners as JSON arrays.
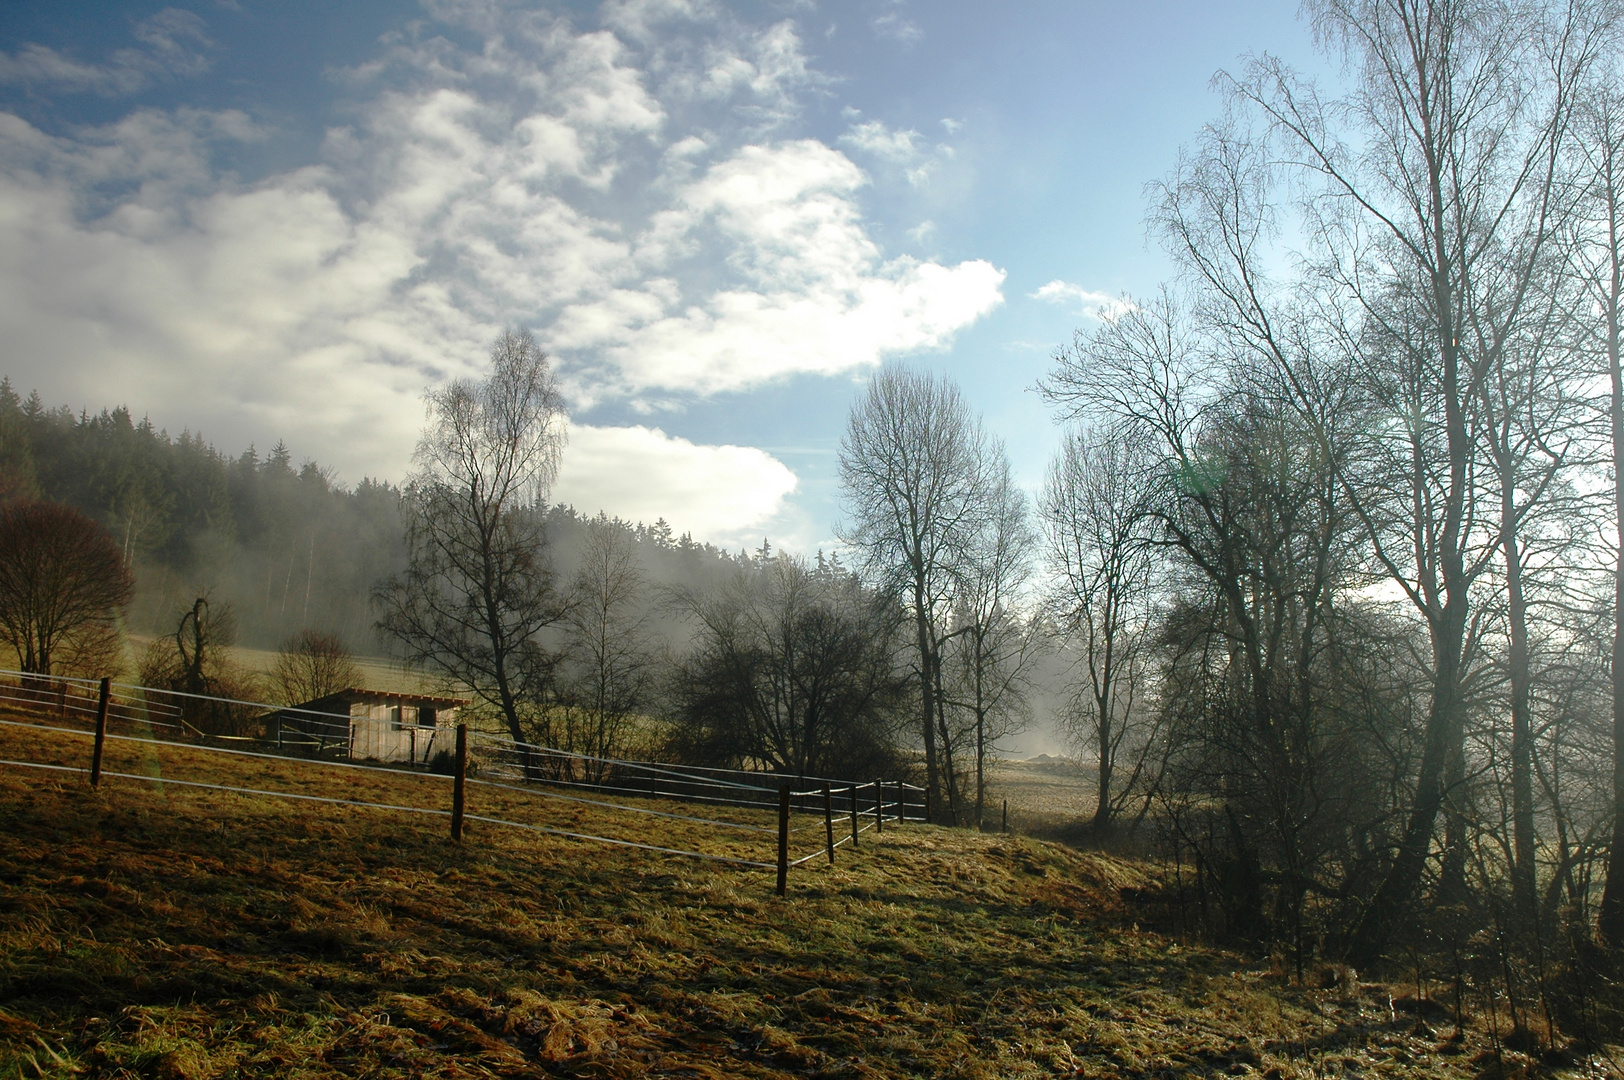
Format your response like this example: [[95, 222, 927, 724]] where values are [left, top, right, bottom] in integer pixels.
[[1094, 701, 1114, 830], [914, 581, 940, 822], [1502, 463, 1537, 934], [1348, 602, 1466, 965], [1348, 210, 1473, 964], [1600, 166, 1624, 943]]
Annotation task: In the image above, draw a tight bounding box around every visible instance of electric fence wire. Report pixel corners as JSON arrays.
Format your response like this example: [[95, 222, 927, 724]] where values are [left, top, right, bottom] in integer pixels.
[[0, 758, 779, 869]]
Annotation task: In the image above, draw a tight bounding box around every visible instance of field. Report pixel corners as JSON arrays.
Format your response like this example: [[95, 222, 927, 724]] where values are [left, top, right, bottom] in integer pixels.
[[122, 638, 444, 700], [0, 719, 1608, 1079], [984, 756, 1100, 838]]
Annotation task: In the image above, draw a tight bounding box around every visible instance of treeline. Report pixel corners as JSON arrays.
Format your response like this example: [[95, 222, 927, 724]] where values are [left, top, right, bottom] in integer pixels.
[[0, 379, 751, 653], [0, 379, 404, 648], [364, 330, 933, 788], [1002, 0, 1624, 1040], [0, 370, 935, 786]]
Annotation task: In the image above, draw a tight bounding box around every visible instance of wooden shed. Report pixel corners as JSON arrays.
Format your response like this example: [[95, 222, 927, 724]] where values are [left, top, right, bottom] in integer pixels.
[[273, 689, 468, 764]]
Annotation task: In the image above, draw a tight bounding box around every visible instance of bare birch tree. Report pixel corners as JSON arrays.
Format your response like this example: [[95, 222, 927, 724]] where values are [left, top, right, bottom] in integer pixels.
[[558, 514, 654, 775], [1179, 0, 1612, 962], [375, 328, 568, 748], [839, 365, 990, 821], [1042, 421, 1159, 831], [941, 443, 1040, 829], [1572, 80, 1624, 944]]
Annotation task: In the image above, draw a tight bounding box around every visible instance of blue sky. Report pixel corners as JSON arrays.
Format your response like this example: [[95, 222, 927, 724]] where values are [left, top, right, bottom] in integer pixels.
[[0, 0, 1325, 553]]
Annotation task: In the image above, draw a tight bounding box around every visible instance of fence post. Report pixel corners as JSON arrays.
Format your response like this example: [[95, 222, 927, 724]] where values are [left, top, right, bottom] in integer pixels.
[[894, 781, 903, 825], [776, 783, 790, 897], [451, 723, 467, 841], [89, 677, 110, 788], [823, 783, 834, 864], [873, 779, 883, 834], [1002, 798, 1008, 834], [849, 784, 859, 849]]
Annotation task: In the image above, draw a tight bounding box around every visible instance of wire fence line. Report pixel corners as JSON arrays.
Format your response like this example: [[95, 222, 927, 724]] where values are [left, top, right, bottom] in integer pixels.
[[0, 669, 922, 893]]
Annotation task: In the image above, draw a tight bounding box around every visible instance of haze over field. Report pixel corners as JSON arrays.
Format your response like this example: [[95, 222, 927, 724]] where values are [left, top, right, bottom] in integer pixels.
[[0, 0, 1319, 553]]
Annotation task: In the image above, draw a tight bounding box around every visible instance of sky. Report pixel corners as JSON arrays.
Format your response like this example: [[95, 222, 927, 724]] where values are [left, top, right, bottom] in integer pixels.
[[0, 0, 1327, 554]]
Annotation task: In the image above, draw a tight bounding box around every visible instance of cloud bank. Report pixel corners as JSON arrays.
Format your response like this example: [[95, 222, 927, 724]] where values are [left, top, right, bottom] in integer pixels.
[[554, 423, 797, 550]]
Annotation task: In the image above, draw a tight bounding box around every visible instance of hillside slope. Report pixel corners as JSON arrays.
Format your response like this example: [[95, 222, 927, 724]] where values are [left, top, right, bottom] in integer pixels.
[[0, 723, 1524, 1079]]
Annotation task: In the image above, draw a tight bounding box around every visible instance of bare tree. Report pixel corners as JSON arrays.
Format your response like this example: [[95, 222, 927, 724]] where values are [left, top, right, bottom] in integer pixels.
[[375, 328, 569, 748], [272, 629, 362, 706], [667, 552, 907, 778], [941, 442, 1040, 829], [1572, 80, 1624, 943], [1045, 294, 1387, 974], [839, 365, 991, 821], [1149, 0, 1613, 963], [557, 514, 655, 774], [1041, 421, 1158, 831], [0, 501, 133, 676], [139, 595, 262, 735]]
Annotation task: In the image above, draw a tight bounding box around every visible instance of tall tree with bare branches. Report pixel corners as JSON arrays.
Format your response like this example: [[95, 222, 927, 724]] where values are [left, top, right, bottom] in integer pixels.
[[1572, 79, 1624, 944], [839, 365, 991, 820], [1042, 421, 1158, 831], [1161, 0, 1613, 963], [376, 328, 569, 747]]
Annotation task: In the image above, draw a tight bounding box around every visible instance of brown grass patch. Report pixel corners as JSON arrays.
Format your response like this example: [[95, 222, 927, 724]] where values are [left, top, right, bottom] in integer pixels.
[[0, 718, 1572, 1079]]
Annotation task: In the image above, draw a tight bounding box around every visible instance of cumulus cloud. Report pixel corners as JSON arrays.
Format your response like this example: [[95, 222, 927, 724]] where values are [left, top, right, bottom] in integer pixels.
[[0, 0, 1002, 540], [1032, 280, 1133, 321], [553, 423, 797, 547]]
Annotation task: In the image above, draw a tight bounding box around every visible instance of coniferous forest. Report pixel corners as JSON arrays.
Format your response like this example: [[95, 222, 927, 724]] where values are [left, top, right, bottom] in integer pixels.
[[0, 378, 748, 654]]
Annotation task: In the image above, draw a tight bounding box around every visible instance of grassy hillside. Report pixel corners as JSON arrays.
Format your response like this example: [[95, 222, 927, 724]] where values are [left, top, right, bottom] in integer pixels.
[[0, 720, 1577, 1079]]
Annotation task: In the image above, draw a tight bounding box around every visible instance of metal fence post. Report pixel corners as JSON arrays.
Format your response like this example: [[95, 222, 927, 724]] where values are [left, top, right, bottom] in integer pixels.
[[823, 783, 834, 864], [776, 782, 790, 896], [89, 677, 110, 788], [873, 778, 883, 834], [849, 784, 859, 849], [451, 723, 467, 841]]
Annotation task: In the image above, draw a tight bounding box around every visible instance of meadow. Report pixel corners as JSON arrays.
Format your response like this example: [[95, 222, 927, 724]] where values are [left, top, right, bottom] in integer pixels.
[[0, 716, 1571, 1080]]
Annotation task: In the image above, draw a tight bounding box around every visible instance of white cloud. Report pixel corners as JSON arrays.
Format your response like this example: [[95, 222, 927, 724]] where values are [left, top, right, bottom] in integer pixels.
[[0, 9, 211, 95], [840, 119, 921, 163], [838, 118, 951, 187], [1032, 280, 1133, 321], [0, 0, 1004, 543], [872, 3, 922, 45], [553, 423, 797, 547], [557, 139, 1005, 397]]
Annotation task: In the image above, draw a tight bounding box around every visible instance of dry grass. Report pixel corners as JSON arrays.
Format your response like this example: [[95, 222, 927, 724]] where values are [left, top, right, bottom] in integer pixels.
[[0, 719, 1603, 1080], [983, 756, 1100, 837]]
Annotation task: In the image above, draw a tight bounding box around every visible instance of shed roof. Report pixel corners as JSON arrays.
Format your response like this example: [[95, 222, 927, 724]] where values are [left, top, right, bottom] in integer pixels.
[[291, 688, 470, 712]]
